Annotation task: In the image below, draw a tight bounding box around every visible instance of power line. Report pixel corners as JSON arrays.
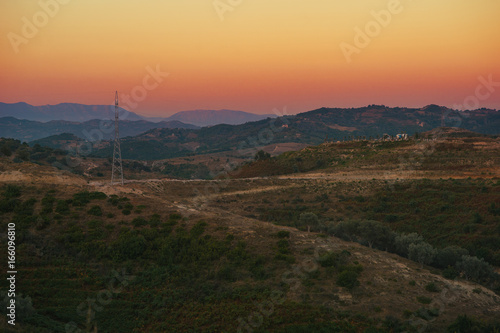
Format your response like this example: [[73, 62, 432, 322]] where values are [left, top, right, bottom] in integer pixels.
[[111, 91, 124, 186]]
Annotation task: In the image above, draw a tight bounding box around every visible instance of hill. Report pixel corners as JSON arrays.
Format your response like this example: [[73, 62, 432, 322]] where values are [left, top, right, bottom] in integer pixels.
[[88, 105, 500, 160], [166, 109, 277, 127], [0, 102, 275, 127], [0, 154, 499, 331], [0, 117, 199, 142], [0, 102, 146, 122], [232, 127, 500, 178]]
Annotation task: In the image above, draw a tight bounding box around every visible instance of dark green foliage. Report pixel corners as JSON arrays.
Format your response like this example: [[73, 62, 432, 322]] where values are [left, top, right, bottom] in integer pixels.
[[425, 282, 440, 292], [55, 200, 70, 215], [3, 184, 21, 199], [318, 250, 350, 268], [447, 315, 500, 333], [255, 150, 271, 161], [435, 246, 469, 269], [442, 266, 459, 280], [111, 230, 147, 261], [87, 205, 103, 217], [336, 270, 360, 290], [408, 242, 437, 267], [73, 191, 107, 206], [331, 220, 395, 250], [161, 162, 211, 179], [416, 296, 432, 304], [132, 217, 148, 227], [394, 233, 424, 258], [276, 230, 290, 238], [456, 255, 495, 282]]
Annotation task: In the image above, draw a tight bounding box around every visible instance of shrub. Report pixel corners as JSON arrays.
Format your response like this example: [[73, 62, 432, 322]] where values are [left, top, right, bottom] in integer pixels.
[[442, 266, 459, 280], [276, 230, 290, 238], [111, 231, 147, 261], [3, 185, 21, 199], [456, 255, 495, 282], [425, 282, 440, 292], [395, 233, 424, 257], [132, 217, 148, 227], [87, 205, 103, 217], [435, 246, 469, 269], [408, 242, 436, 267], [55, 200, 70, 215], [416, 296, 432, 304], [336, 270, 360, 290]]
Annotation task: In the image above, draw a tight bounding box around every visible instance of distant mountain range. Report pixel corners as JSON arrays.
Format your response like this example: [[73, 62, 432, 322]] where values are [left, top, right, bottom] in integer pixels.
[[0, 117, 198, 141], [0, 102, 276, 127], [86, 105, 499, 160], [166, 109, 277, 127]]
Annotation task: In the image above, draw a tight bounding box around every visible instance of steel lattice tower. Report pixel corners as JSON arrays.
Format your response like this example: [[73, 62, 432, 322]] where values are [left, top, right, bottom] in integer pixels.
[[111, 91, 124, 185]]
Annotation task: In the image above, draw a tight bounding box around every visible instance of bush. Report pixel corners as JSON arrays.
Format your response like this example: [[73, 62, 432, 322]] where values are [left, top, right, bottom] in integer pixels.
[[395, 233, 424, 257], [3, 185, 21, 199], [132, 217, 148, 227], [447, 315, 500, 333], [442, 266, 459, 280], [456, 255, 495, 282], [87, 205, 103, 217], [435, 246, 469, 269], [416, 296, 432, 304], [111, 231, 147, 261], [425, 282, 440, 292], [276, 230, 290, 238], [408, 242, 436, 267], [336, 270, 360, 290]]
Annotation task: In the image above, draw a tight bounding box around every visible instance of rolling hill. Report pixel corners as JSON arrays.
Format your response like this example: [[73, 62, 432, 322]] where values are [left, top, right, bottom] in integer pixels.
[[0, 117, 198, 142], [88, 105, 500, 160]]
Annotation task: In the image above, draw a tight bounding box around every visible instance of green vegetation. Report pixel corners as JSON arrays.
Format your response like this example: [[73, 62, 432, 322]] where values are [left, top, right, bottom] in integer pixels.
[[0, 185, 391, 332]]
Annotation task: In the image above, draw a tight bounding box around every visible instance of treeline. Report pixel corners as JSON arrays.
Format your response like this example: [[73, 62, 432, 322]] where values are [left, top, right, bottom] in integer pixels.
[[326, 219, 499, 292]]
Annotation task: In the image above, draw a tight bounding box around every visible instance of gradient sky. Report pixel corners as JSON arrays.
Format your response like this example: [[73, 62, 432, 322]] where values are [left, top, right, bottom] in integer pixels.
[[1, 0, 499, 116]]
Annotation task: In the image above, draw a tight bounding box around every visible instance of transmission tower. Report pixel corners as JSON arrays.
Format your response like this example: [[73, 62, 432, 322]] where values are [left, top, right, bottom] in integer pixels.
[[111, 91, 124, 186]]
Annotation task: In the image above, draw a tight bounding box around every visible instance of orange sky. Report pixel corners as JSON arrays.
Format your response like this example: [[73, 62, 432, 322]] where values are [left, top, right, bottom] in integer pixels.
[[1, 0, 499, 116]]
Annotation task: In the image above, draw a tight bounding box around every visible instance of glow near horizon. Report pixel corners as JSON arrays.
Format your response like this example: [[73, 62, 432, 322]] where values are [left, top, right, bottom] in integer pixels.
[[0, 0, 499, 116]]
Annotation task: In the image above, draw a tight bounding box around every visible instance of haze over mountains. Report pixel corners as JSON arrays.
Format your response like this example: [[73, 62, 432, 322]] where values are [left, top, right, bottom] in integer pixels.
[[0, 117, 199, 142], [0, 102, 275, 127]]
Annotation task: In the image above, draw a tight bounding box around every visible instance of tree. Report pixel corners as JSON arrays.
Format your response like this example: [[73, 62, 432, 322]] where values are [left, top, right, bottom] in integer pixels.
[[408, 242, 437, 267], [456, 255, 495, 282], [358, 220, 395, 250], [16, 148, 30, 161], [298, 212, 319, 233], [254, 150, 271, 161], [0, 144, 12, 156], [330, 220, 361, 241], [435, 246, 469, 269], [394, 233, 424, 257]]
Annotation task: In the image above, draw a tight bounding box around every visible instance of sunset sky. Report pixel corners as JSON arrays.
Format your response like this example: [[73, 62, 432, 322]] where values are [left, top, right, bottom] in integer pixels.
[[1, 0, 499, 116]]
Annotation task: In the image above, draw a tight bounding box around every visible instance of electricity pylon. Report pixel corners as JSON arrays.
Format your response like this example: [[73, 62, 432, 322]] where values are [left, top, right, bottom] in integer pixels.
[[111, 91, 124, 186]]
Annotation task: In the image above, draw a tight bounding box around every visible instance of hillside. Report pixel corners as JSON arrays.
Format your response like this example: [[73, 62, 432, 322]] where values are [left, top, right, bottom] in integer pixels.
[[86, 105, 500, 160], [0, 117, 198, 142], [0, 102, 145, 122], [1, 158, 499, 332]]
